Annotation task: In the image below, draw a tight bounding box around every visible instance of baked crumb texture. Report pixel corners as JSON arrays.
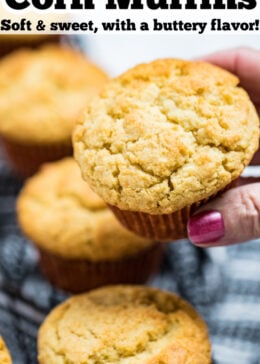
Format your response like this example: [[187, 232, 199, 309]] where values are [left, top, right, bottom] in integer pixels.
[[74, 59, 259, 215], [0, 45, 109, 144], [0, 336, 12, 364], [17, 158, 154, 260], [38, 285, 211, 364]]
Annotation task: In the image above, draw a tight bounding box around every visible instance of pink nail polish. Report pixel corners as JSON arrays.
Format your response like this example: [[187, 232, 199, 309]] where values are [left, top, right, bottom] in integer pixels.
[[187, 210, 224, 245]]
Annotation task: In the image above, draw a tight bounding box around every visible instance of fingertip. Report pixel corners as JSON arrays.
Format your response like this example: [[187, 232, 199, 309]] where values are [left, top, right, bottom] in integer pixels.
[[187, 210, 225, 246], [198, 46, 257, 74]]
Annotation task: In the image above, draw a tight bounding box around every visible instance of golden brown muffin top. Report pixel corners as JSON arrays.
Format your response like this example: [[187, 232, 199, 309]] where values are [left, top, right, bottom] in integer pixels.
[[17, 158, 154, 260], [0, 45, 108, 144], [74, 58, 259, 214], [0, 336, 12, 364], [38, 285, 211, 364]]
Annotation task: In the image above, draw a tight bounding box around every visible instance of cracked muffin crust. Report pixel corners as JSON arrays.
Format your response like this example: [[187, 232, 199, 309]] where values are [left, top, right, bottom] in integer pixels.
[[17, 158, 155, 260], [74, 58, 259, 215], [0, 336, 12, 364], [38, 285, 211, 364], [17, 158, 162, 292]]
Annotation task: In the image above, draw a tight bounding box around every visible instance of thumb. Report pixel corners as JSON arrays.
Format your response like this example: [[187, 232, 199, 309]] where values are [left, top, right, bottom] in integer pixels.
[[200, 47, 260, 116], [187, 183, 260, 247]]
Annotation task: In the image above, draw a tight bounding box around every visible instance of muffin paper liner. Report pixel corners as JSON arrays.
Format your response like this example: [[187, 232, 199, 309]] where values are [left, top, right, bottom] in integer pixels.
[[37, 243, 164, 293], [1, 137, 73, 178], [108, 180, 238, 242], [109, 205, 193, 241]]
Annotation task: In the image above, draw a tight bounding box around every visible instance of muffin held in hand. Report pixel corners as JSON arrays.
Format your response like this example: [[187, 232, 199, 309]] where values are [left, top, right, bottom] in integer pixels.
[[17, 158, 162, 293], [38, 285, 211, 364], [74, 58, 260, 241], [0, 336, 12, 364], [0, 45, 108, 177]]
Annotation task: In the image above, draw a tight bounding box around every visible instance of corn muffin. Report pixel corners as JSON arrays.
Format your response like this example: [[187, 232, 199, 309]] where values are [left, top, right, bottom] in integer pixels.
[[0, 45, 108, 177], [38, 285, 211, 364], [17, 158, 162, 292], [74, 58, 259, 241], [0, 336, 12, 364]]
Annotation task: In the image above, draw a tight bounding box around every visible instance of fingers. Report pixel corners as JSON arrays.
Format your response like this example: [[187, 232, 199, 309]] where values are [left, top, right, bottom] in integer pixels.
[[201, 47, 260, 106], [202, 48, 260, 162], [187, 183, 260, 247], [189, 48, 260, 247]]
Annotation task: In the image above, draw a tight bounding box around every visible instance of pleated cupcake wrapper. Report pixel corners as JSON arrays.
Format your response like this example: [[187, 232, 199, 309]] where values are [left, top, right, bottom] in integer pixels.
[[109, 205, 192, 242], [0, 35, 66, 58], [37, 243, 164, 294], [108, 180, 238, 242], [1, 137, 73, 178]]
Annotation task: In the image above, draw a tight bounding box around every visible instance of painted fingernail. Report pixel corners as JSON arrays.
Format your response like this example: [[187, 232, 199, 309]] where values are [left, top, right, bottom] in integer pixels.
[[187, 210, 224, 245]]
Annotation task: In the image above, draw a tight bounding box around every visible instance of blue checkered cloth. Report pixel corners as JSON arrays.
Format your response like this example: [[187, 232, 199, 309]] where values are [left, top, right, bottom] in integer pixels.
[[0, 149, 260, 364]]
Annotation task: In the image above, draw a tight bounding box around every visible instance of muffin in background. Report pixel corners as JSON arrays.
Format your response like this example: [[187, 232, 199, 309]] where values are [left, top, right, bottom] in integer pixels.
[[38, 285, 211, 364], [0, 32, 68, 58], [0, 336, 12, 364], [74, 58, 259, 241], [17, 158, 163, 293], [0, 45, 109, 177], [0, 5, 70, 57]]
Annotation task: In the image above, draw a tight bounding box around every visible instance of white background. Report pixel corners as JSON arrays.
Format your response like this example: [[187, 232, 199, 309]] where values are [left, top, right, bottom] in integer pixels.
[[85, 34, 260, 75]]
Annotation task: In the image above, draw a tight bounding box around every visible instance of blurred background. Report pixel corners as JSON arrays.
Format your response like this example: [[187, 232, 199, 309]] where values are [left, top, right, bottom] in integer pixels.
[[84, 34, 260, 75], [0, 32, 260, 364]]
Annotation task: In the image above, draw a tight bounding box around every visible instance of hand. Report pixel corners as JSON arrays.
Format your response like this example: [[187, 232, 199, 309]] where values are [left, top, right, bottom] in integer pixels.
[[187, 47, 260, 247]]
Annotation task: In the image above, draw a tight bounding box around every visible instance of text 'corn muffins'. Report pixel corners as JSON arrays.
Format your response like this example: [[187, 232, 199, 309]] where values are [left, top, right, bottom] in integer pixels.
[[74, 58, 259, 240], [17, 158, 162, 292], [0, 336, 12, 364], [38, 285, 211, 364], [0, 45, 108, 177]]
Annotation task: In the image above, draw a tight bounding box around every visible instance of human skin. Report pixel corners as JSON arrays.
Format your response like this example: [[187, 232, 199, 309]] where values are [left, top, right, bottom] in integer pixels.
[[187, 47, 260, 247]]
